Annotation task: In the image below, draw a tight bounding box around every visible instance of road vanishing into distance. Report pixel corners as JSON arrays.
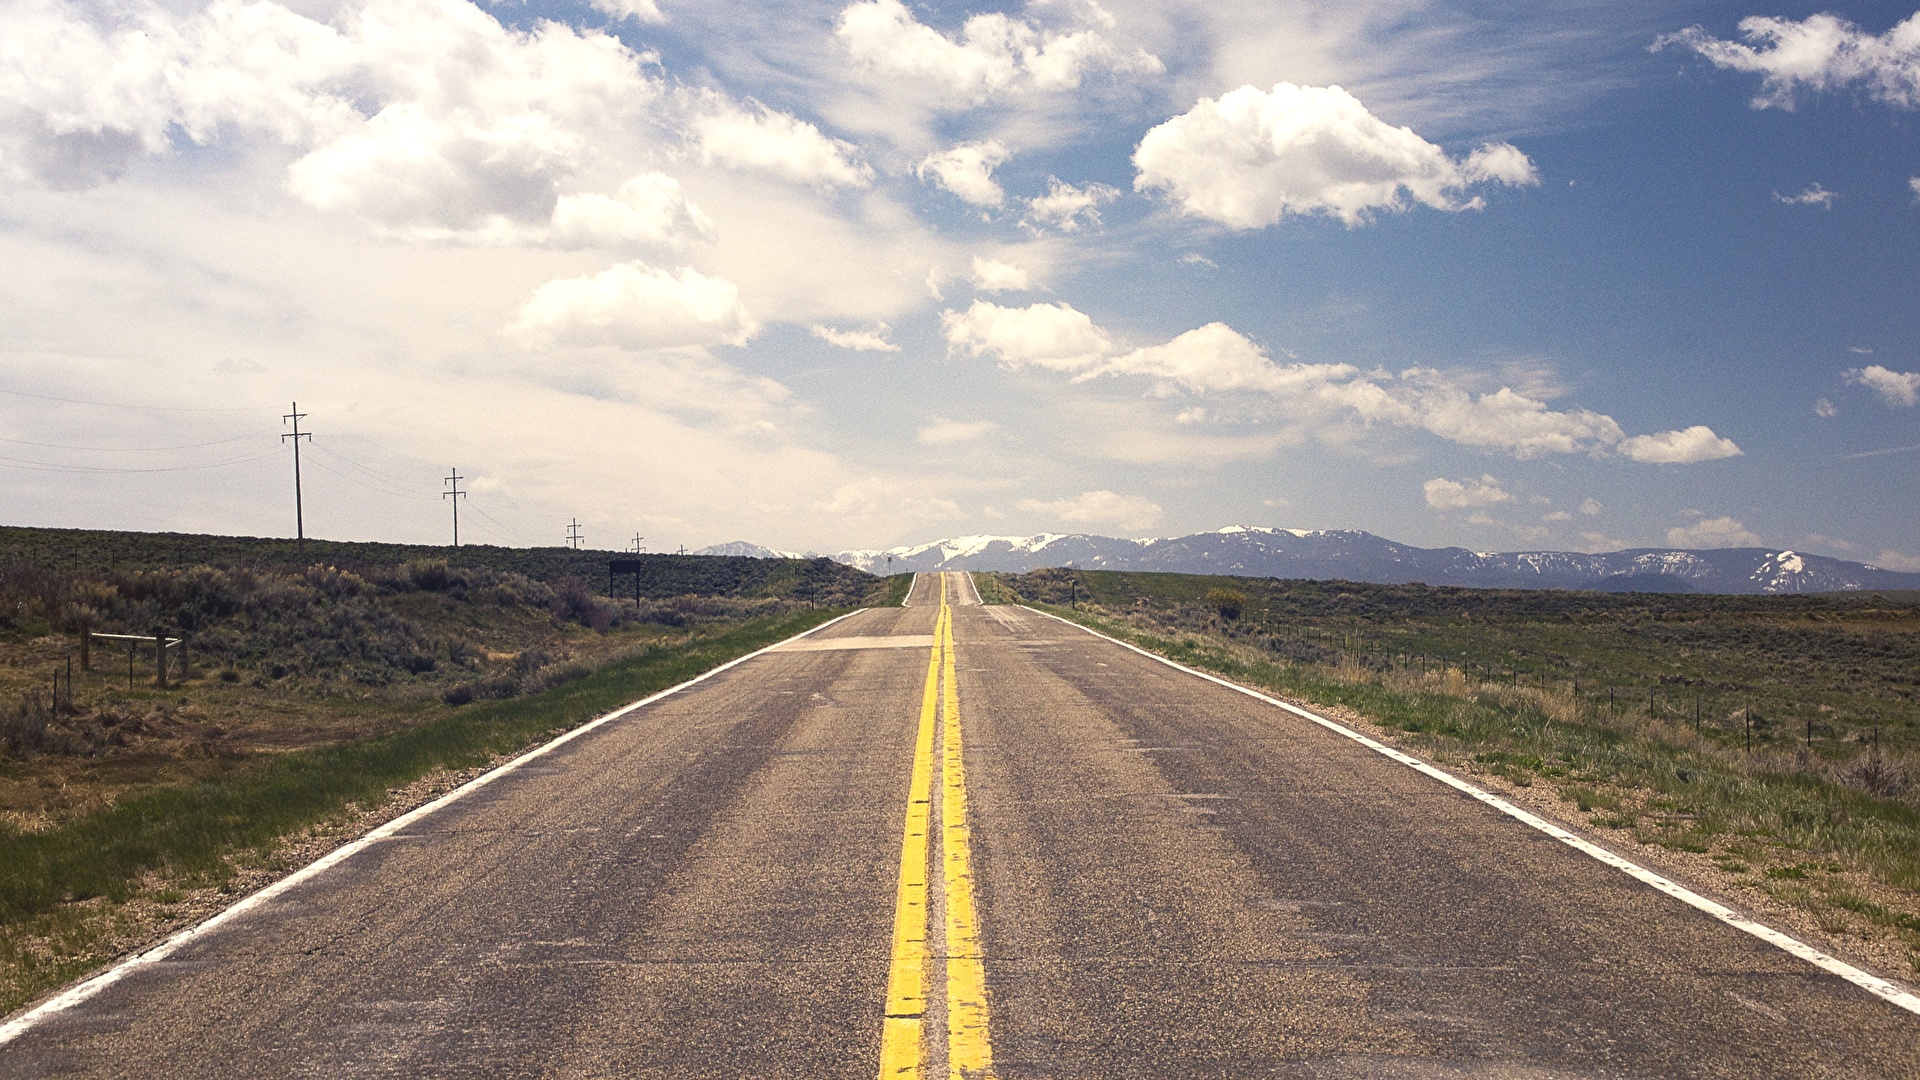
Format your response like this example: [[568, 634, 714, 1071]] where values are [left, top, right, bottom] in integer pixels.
[[3, 573, 1916, 1076]]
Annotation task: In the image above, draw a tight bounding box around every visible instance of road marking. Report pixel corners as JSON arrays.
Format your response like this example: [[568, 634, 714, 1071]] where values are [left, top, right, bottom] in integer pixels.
[[940, 597, 995, 1077], [776, 635, 937, 652], [1024, 606, 1920, 1019], [0, 608, 868, 1048], [881, 578, 998, 1078], [878, 602, 943, 1078]]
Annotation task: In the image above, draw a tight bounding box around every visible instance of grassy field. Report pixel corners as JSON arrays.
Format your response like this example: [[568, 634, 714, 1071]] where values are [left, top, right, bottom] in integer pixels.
[[0, 528, 891, 1014], [981, 567, 1920, 978]]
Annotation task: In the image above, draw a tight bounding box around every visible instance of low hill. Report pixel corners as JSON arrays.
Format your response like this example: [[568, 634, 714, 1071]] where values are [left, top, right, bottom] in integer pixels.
[[0, 526, 877, 605]]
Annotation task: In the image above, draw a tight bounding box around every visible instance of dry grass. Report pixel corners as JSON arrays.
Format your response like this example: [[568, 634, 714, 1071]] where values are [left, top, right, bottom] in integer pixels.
[[1003, 588, 1920, 981]]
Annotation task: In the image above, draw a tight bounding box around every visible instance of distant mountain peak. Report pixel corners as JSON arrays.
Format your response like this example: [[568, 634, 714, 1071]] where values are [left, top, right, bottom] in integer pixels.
[[691, 540, 808, 560], [816, 526, 1920, 595]]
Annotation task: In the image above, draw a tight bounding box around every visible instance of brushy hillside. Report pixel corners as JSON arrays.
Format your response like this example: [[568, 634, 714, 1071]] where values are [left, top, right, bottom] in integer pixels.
[[0, 525, 874, 604], [0, 528, 883, 823]]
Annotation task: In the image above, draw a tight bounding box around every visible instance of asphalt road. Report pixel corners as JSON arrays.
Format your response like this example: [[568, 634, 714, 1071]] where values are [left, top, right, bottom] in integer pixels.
[[4, 572, 1916, 1077]]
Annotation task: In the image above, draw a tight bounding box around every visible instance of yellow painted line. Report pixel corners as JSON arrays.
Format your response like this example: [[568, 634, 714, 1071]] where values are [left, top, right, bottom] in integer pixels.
[[878, 581, 943, 1079], [878, 575, 998, 1078], [940, 592, 996, 1078]]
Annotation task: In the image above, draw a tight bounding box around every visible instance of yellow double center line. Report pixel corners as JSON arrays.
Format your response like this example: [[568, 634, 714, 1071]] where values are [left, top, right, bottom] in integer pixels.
[[879, 575, 995, 1079]]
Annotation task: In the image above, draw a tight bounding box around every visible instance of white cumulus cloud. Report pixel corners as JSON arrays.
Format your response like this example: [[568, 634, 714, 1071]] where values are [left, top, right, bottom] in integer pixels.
[[1847, 364, 1920, 406], [1016, 489, 1163, 530], [810, 323, 899, 352], [550, 173, 714, 248], [1617, 425, 1744, 463], [691, 96, 872, 188], [917, 141, 1009, 207], [1133, 82, 1537, 229], [511, 261, 757, 349], [942, 300, 1113, 373], [1411, 379, 1623, 458], [1656, 12, 1920, 110], [1667, 516, 1764, 549], [917, 417, 998, 444], [970, 256, 1031, 292], [1774, 183, 1836, 207], [1424, 475, 1512, 510], [1022, 178, 1121, 233], [834, 0, 1162, 107], [590, 0, 665, 24]]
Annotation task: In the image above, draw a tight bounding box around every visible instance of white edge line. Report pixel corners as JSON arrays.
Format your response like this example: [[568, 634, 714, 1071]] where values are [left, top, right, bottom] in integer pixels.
[[1021, 605, 1920, 1018], [0, 607, 868, 1047], [902, 573, 919, 607]]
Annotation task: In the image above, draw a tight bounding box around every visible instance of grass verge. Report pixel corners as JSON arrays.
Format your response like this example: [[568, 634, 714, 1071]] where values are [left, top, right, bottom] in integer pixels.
[[1015, 596, 1920, 979], [0, 605, 851, 1014], [880, 573, 913, 607]]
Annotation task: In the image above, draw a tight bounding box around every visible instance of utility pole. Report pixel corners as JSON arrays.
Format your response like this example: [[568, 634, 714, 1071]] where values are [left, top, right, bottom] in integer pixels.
[[443, 467, 466, 547], [629, 533, 645, 553], [567, 519, 584, 550], [282, 403, 311, 553]]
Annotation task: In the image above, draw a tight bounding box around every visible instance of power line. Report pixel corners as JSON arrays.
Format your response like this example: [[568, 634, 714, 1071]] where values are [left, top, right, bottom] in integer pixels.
[[468, 503, 534, 545], [0, 448, 281, 474], [329, 431, 447, 469], [0, 428, 274, 452], [309, 442, 433, 487], [462, 518, 515, 546], [0, 385, 262, 412], [306, 445, 433, 495], [299, 454, 431, 501]]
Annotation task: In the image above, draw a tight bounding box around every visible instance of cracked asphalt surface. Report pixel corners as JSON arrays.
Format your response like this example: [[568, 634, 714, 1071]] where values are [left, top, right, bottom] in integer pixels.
[[4, 572, 1915, 1077]]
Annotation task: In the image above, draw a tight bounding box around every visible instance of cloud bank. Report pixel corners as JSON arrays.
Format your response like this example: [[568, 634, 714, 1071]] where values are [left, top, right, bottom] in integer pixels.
[[835, 0, 1162, 107], [944, 300, 1739, 462], [512, 262, 757, 349], [1016, 489, 1163, 530]]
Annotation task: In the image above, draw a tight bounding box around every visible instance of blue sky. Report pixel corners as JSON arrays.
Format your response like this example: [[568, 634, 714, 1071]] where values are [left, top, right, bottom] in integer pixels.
[[0, 0, 1915, 562]]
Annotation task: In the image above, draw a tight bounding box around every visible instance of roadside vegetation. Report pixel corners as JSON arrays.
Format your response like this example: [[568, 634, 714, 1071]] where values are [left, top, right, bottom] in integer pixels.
[[0, 527, 883, 1013], [981, 567, 1920, 978]]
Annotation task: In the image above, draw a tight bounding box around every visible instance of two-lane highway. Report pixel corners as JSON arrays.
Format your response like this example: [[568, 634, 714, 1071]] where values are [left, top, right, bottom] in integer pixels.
[[3, 572, 1916, 1076]]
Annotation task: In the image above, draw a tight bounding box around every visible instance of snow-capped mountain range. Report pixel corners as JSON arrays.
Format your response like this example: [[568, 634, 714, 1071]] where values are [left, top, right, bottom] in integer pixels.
[[694, 526, 1920, 595]]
